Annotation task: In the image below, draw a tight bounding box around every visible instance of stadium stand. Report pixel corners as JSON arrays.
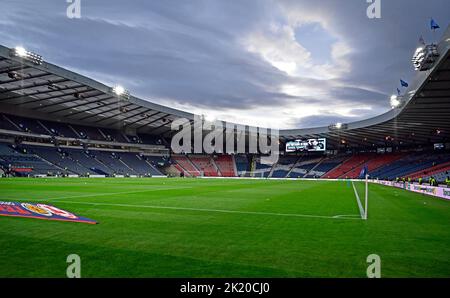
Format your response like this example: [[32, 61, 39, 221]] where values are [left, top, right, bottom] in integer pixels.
[[254, 156, 273, 177], [369, 152, 450, 180], [343, 153, 404, 178], [234, 155, 250, 176], [270, 156, 299, 178], [172, 155, 202, 176], [0, 142, 62, 176], [188, 155, 219, 176], [288, 156, 324, 178], [213, 155, 236, 177], [324, 154, 373, 178]]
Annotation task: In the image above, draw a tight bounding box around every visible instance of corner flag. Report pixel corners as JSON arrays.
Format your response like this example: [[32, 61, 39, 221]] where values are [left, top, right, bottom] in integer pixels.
[[359, 164, 369, 179]]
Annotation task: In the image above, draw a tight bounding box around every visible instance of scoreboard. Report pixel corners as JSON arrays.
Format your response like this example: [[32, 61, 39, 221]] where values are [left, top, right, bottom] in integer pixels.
[[285, 138, 326, 153]]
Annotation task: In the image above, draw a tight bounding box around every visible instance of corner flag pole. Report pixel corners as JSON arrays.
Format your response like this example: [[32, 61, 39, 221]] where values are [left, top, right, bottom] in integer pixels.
[[364, 174, 369, 220]]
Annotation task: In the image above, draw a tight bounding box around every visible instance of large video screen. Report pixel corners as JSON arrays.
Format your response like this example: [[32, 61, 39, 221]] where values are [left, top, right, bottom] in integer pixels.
[[285, 138, 326, 153]]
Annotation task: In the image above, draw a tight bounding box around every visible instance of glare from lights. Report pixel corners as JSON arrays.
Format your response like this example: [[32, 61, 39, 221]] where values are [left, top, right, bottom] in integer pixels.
[[390, 95, 401, 108], [112, 85, 130, 100], [14, 46, 27, 57], [204, 114, 216, 123], [113, 85, 125, 96], [335, 122, 342, 129], [10, 46, 43, 65]]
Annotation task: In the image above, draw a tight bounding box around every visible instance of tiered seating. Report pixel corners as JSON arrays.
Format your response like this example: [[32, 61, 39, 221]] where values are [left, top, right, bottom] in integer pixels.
[[93, 151, 136, 175], [70, 124, 105, 140], [6, 114, 48, 135], [189, 155, 219, 176], [254, 157, 273, 177], [0, 143, 61, 176], [138, 134, 162, 145], [142, 155, 165, 175], [39, 119, 78, 138], [288, 157, 323, 178], [344, 153, 404, 178], [0, 114, 20, 131], [214, 155, 235, 177], [423, 167, 450, 183], [119, 153, 160, 175], [324, 154, 372, 178], [234, 155, 249, 175], [271, 156, 298, 178], [100, 128, 128, 143], [316, 156, 346, 178], [370, 152, 450, 180], [65, 149, 112, 175], [26, 145, 88, 175], [172, 155, 202, 176]]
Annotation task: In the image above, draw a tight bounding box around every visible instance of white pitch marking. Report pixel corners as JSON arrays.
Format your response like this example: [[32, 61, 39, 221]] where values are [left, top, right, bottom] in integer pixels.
[[351, 181, 365, 219], [12, 186, 194, 202], [45, 200, 363, 221]]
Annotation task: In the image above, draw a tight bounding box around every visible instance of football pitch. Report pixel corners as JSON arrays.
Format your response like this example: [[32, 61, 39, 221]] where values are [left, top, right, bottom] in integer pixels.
[[0, 177, 449, 277]]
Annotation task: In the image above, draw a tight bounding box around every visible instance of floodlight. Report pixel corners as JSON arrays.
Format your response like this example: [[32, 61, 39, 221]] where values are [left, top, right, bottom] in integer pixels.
[[14, 46, 27, 57], [411, 44, 439, 71], [328, 122, 348, 130], [112, 85, 130, 100], [10, 46, 43, 65], [390, 95, 401, 108]]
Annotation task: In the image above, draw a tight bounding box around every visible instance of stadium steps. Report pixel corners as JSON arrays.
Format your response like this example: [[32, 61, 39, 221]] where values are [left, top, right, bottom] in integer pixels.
[[231, 155, 238, 176], [285, 156, 302, 177], [68, 124, 82, 138], [303, 157, 326, 178], [119, 158, 138, 175], [336, 156, 373, 179], [36, 120, 54, 135], [343, 153, 404, 179], [35, 153, 73, 174], [322, 156, 353, 178], [267, 163, 278, 178], [143, 159, 163, 176], [185, 155, 202, 173], [2, 114, 22, 131], [210, 157, 222, 176], [93, 156, 115, 175]]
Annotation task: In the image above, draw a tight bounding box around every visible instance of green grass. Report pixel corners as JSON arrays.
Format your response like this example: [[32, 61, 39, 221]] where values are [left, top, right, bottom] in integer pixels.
[[0, 177, 449, 277]]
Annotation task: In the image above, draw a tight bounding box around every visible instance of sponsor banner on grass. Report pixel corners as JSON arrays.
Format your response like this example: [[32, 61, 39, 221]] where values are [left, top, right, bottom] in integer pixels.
[[373, 181, 450, 200], [0, 201, 98, 224]]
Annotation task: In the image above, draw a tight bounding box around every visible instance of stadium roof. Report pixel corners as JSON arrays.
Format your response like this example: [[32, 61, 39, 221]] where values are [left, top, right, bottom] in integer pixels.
[[0, 26, 449, 149], [281, 26, 450, 149]]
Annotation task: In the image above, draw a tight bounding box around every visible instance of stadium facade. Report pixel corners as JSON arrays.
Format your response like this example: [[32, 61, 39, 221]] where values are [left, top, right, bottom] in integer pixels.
[[0, 26, 449, 182]]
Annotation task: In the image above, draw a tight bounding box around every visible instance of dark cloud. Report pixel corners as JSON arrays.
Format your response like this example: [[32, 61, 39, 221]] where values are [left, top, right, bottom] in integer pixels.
[[0, 0, 448, 128]]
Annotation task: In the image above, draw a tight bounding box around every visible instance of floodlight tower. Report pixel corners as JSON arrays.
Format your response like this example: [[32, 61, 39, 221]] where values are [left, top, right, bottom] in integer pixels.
[[9, 46, 43, 65]]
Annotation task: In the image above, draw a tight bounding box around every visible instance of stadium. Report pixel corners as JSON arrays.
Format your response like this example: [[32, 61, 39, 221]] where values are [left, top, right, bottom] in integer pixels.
[[0, 2, 449, 283]]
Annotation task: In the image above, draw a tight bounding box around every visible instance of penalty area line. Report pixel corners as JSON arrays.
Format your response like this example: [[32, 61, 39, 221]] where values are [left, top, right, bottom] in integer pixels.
[[48, 200, 363, 221]]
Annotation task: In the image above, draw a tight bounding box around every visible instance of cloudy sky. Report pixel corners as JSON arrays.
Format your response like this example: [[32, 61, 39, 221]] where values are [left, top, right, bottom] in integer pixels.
[[1, 0, 449, 129]]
